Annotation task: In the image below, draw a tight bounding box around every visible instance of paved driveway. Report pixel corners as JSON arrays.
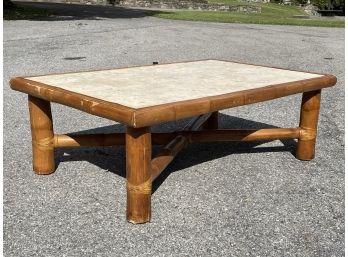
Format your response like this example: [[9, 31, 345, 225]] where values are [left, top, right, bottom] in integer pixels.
[[3, 2, 344, 256]]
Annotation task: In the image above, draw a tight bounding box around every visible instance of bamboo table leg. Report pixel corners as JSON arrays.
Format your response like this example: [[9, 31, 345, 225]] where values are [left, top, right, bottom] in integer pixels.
[[296, 90, 321, 160], [202, 111, 219, 130], [126, 126, 152, 224], [28, 95, 55, 174]]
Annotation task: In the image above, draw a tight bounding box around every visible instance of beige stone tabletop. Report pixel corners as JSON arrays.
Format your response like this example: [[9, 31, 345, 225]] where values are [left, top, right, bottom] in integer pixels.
[[27, 60, 322, 109]]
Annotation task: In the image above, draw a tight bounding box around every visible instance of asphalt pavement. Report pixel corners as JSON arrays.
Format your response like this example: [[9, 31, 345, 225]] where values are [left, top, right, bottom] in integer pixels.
[[3, 2, 345, 256]]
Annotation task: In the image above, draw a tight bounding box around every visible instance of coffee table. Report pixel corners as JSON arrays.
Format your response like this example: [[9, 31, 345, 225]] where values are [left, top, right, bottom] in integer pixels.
[[10, 60, 336, 224]]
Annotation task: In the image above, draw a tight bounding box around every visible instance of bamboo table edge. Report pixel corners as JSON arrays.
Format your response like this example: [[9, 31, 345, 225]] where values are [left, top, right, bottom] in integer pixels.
[[10, 74, 336, 128]]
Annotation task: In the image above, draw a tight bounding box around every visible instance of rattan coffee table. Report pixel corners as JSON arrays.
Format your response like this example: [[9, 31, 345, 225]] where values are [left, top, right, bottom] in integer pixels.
[[10, 60, 336, 224]]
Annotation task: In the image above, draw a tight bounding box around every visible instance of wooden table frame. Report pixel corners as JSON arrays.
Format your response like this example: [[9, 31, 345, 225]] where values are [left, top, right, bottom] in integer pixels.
[[10, 60, 337, 224]]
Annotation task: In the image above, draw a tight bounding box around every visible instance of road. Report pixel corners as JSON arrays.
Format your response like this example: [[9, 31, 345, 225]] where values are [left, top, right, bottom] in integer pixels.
[[3, 2, 345, 256]]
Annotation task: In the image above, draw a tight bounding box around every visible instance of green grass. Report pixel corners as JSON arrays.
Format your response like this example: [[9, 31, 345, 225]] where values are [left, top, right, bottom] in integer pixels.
[[4, 6, 53, 20], [151, 3, 345, 27]]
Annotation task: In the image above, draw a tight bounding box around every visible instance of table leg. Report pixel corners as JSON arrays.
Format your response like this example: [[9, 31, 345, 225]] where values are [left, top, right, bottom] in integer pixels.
[[126, 126, 152, 224], [28, 95, 55, 174], [203, 111, 219, 129], [296, 90, 321, 161]]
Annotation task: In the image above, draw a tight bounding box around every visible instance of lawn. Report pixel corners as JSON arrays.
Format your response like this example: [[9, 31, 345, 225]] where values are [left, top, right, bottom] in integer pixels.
[[151, 2, 345, 27]]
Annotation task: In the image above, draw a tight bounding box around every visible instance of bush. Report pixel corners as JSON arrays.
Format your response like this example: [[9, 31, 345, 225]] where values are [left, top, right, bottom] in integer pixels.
[[311, 0, 344, 9]]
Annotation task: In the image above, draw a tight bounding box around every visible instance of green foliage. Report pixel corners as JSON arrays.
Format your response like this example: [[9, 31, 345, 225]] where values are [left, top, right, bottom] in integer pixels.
[[311, 0, 328, 9], [310, 0, 344, 9], [287, 0, 307, 5]]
